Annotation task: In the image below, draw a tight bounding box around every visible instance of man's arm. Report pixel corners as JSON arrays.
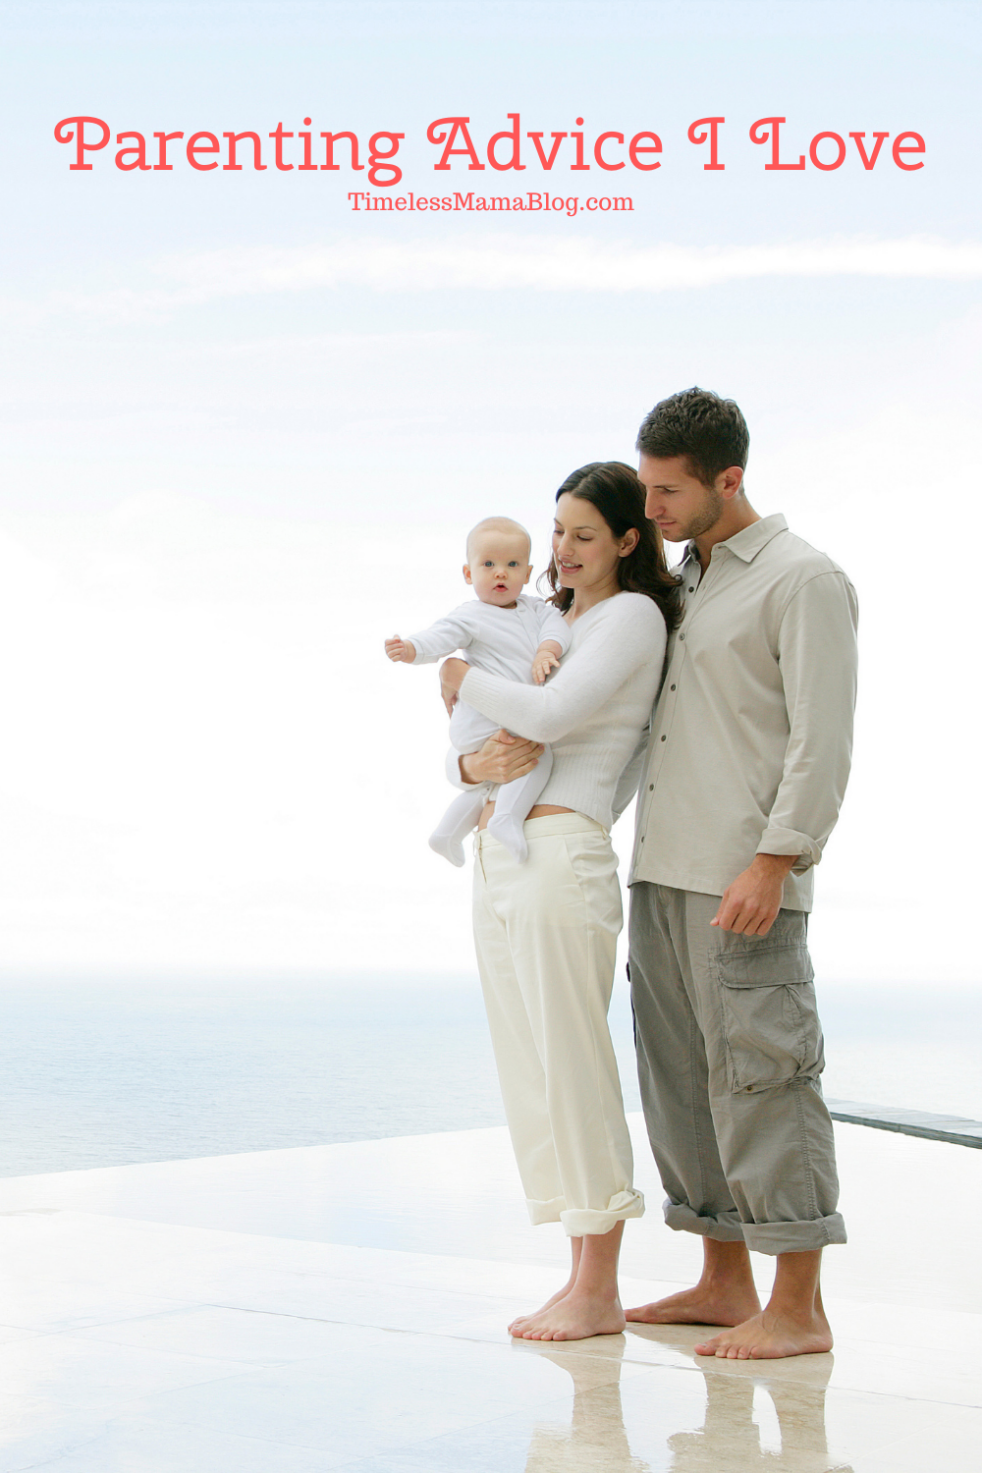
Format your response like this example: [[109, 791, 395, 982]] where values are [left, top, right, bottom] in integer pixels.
[[712, 853, 797, 935], [714, 570, 858, 936]]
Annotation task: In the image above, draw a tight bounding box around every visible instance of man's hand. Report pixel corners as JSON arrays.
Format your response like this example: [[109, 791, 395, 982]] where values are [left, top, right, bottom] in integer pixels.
[[385, 635, 415, 663], [459, 730, 544, 786], [711, 853, 797, 936]]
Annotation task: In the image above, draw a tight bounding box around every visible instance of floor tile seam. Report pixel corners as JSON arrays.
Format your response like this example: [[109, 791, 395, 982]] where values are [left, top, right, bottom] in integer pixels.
[[815, 1382, 982, 1412], [22, 1408, 397, 1466], [16, 1352, 306, 1418], [96, 1386, 593, 1461], [326, 1380, 646, 1464], [611, 1347, 982, 1406], [162, 1308, 670, 1379], [9, 1420, 114, 1473], [29, 1322, 307, 1373], [0, 1304, 203, 1338], [197, 1302, 536, 1342], [0, 1208, 588, 1280]]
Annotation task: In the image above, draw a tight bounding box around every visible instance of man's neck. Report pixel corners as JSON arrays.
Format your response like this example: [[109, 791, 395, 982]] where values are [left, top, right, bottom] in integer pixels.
[[693, 499, 761, 573]]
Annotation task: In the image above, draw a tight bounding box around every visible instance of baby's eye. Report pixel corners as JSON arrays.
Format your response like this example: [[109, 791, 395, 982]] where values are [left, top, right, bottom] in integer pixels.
[[507, 561, 520, 567], [483, 560, 494, 566]]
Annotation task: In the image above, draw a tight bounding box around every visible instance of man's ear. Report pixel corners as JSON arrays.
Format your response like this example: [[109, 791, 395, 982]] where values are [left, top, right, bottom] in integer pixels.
[[463, 563, 473, 584], [717, 466, 745, 501]]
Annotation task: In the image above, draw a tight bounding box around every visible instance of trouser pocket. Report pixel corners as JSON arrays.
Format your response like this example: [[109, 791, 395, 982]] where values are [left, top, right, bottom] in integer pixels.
[[709, 911, 824, 1094]]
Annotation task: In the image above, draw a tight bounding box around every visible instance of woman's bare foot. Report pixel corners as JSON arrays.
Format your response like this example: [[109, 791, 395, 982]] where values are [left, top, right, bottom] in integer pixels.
[[625, 1280, 761, 1328], [513, 1287, 626, 1342], [508, 1276, 576, 1336], [694, 1302, 833, 1360]]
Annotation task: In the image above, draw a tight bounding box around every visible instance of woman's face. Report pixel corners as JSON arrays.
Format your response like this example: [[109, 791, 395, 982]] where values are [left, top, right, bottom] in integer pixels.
[[552, 492, 635, 594]]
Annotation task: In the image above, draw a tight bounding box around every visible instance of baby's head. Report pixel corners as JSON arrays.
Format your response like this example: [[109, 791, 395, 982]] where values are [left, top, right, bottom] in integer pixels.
[[464, 517, 533, 608]]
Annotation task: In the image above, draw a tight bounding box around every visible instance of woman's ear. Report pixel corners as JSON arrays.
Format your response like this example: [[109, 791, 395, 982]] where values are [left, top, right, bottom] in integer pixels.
[[619, 528, 640, 557]]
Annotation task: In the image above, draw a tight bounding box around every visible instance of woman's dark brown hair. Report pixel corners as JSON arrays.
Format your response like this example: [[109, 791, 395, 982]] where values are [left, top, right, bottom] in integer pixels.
[[541, 461, 682, 628]]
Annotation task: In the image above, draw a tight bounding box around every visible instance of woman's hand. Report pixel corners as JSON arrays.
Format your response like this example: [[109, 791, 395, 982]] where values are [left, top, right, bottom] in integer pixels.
[[460, 730, 544, 786], [439, 656, 471, 716]]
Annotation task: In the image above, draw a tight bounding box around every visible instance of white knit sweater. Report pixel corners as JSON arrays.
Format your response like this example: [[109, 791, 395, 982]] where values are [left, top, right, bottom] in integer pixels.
[[458, 591, 667, 830]]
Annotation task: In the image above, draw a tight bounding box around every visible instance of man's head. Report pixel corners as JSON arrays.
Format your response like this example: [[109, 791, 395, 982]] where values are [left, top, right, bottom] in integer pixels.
[[636, 388, 749, 543], [464, 517, 533, 607]]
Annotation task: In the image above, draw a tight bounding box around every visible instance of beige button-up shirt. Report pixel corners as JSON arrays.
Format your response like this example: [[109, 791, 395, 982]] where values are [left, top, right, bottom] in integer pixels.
[[630, 514, 858, 912]]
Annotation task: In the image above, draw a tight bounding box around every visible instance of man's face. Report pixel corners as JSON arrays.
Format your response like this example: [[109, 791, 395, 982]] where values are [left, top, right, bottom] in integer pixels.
[[463, 531, 532, 607], [638, 453, 725, 543]]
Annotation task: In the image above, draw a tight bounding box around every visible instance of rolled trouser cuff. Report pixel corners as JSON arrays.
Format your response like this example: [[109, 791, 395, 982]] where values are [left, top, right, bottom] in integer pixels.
[[743, 1213, 847, 1255], [663, 1197, 746, 1242], [555, 1189, 645, 1237], [527, 1196, 566, 1226], [659, 1201, 744, 1237]]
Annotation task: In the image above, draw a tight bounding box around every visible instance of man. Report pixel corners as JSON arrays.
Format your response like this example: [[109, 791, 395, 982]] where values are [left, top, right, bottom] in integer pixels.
[[626, 386, 858, 1359]]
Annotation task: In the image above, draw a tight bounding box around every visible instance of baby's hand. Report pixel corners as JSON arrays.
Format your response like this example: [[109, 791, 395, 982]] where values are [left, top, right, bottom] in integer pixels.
[[385, 636, 415, 663], [532, 649, 561, 685]]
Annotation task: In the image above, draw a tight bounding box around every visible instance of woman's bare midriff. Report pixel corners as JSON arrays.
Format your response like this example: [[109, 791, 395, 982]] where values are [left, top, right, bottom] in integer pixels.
[[477, 801, 574, 831]]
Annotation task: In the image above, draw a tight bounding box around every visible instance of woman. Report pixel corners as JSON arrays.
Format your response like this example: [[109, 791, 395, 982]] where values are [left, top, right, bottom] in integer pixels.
[[440, 461, 680, 1342]]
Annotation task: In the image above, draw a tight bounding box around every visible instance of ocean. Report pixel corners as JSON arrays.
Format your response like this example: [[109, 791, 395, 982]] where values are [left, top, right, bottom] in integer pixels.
[[1, 974, 979, 1178]]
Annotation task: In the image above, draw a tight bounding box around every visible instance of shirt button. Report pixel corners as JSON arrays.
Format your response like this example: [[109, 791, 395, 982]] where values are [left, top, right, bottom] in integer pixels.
[[670, 684, 676, 691], [660, 735, 666, 742], [648, 783, 654, 790], [688, 586, 694, 593], [678, 633, 686, 641]]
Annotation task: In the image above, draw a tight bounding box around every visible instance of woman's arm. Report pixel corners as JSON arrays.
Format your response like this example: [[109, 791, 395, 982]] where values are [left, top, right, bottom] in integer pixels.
[[450, 596, 666, 745], [610, 722, 650, 822]]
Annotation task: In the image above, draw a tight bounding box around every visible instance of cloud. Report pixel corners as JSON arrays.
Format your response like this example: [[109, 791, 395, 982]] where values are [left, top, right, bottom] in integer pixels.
[[162, 234, 982, 293], [4, 235, 981, 323]]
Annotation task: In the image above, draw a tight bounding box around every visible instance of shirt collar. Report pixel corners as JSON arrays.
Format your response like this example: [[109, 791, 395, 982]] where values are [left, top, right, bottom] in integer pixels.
[[682, 513, 788, 567]]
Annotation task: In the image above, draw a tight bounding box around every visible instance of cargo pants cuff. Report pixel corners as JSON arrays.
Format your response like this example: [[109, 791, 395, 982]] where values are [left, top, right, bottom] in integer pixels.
[[742, 1213, 847, 1255], [663, 1197, 746, 1242]]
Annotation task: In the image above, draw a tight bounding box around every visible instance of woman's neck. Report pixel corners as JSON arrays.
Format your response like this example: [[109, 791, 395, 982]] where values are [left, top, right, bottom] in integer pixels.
[[568, 577, 621, 623]]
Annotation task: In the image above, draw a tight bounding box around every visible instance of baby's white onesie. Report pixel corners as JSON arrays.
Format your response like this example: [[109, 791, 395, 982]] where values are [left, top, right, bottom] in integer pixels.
[[409, 595, 570, 864]]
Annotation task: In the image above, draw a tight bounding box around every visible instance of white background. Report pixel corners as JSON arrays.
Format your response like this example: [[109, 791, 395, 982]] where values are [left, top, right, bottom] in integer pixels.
[[0, 1, 978, 983]]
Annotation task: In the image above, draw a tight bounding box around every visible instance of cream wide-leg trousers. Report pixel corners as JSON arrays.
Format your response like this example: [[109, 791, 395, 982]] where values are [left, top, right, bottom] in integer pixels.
[[472, 813, 643, 1237]]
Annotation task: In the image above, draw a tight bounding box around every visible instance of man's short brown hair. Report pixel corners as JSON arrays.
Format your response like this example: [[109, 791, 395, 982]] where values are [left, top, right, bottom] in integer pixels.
[[636, 387, 749, 488]]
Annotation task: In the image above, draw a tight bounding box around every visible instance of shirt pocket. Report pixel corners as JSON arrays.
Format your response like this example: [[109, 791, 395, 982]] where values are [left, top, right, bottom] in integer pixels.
[[709, 918, 824, 1095]]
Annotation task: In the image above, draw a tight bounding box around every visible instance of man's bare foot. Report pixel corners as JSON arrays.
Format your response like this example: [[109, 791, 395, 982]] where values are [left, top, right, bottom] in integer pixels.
[[694, 1304, 833, 1360], [625, 1281, 761, 1328], [512, 1288, 626, 1342], [508, 1277, 576, 1336]]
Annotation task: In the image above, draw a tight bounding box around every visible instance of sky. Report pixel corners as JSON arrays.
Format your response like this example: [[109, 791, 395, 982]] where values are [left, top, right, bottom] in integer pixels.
[[0, 0, 979, 983]]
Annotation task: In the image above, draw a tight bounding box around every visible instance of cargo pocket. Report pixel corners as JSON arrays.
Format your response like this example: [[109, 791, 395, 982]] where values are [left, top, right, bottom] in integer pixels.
[[710, 913, 824, 1094]]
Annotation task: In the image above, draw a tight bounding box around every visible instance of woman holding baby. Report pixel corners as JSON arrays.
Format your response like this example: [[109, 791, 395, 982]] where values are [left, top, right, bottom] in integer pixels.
[[439, 461, 680, 1342]]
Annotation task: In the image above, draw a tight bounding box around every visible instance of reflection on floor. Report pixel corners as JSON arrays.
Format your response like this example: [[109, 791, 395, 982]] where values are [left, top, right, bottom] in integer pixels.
[[0, 1115, 979, 1471]]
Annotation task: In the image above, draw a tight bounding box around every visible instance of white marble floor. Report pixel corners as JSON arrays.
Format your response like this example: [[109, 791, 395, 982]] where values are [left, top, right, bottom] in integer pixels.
[[1, 1115, 980, 1471]]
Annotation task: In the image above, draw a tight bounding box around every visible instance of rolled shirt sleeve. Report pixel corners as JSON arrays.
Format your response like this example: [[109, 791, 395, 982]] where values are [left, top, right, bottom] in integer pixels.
[[756, 572, 859, 872]]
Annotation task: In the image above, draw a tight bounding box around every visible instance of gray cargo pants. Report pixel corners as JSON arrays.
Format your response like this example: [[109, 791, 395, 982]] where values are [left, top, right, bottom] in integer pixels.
[[629, 883, 846, 1255]]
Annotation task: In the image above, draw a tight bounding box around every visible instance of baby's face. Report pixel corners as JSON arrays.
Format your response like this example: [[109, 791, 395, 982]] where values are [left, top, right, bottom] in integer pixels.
[[463, 531, 532, 608]]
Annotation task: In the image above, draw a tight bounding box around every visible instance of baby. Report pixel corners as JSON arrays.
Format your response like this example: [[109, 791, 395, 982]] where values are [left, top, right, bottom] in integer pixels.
[[385, 517, 570, 865]]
